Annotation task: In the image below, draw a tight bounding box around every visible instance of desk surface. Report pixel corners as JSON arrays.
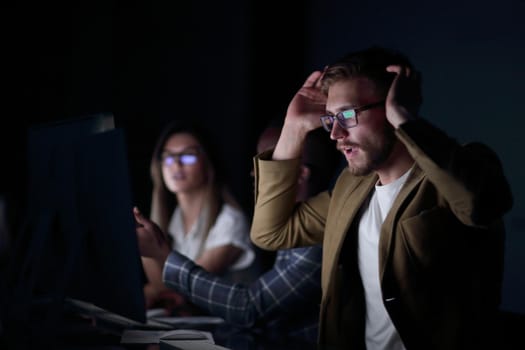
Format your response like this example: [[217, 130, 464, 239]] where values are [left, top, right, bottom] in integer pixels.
[[2, 316, 323, 350]]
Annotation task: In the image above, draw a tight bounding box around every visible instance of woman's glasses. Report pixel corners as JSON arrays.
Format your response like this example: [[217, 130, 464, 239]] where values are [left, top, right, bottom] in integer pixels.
[[161, 149, 199, 166]]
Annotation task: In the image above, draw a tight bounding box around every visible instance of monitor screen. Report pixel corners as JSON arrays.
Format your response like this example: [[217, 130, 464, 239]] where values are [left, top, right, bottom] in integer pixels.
[[6, 113, 147, 338]]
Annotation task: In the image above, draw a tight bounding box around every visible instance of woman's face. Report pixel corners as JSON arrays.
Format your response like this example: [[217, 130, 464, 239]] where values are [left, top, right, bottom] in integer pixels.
[[160, 132, 209, 195]]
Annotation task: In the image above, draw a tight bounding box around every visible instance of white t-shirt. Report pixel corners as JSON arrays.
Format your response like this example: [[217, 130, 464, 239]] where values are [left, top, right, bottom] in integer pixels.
[[358, 168, 412, 350], [167, 203, 254, 270]]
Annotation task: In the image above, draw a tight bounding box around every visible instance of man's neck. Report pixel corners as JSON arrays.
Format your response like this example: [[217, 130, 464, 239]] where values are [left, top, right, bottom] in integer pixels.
[[376, 142, 414, 186]]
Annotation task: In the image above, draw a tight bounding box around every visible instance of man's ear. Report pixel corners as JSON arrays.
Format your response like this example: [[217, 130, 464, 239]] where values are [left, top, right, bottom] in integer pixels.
[[298, 165, 311, 185]]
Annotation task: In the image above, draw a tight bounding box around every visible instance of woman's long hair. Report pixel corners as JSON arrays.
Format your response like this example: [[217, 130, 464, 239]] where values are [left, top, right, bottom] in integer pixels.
[[149, 120, 239, 247]]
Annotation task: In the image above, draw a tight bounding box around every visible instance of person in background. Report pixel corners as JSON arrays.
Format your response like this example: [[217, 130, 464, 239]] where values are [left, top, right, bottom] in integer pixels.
[[0, 195, 9, 343], [249, 46, 513, 349], [134, 122, 342, 344], [139, 120, 256, 311]]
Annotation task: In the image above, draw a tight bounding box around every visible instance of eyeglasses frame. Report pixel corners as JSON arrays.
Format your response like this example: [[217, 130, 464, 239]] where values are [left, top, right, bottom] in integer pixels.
[[320, 100, 385, 132], [160, 147, 200, 166]]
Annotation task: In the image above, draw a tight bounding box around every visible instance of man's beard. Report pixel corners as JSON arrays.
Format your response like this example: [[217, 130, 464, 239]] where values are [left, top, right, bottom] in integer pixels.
[[346, 123, 396, 176]]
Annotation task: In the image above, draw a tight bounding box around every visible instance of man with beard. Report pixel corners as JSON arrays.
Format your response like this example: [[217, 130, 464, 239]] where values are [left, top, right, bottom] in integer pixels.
[[249, 46, 513, 350]]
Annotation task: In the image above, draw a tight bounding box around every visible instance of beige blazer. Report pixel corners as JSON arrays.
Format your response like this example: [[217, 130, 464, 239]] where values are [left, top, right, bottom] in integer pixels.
[[250, 119, 513, 349]]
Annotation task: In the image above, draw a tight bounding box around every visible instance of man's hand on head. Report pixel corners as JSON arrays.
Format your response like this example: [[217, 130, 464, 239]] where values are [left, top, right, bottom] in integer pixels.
[[274, 70, 327, 161], [385, 65, 422, 128]]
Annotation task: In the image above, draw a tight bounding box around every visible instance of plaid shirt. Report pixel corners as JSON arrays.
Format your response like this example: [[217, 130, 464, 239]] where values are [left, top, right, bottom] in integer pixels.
[[163, 245, 322, 343]]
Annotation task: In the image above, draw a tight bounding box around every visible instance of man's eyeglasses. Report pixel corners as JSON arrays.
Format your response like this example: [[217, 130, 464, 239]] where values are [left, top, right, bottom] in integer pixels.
[[161, 150, 199, 166], [320, 100, 385, 132]]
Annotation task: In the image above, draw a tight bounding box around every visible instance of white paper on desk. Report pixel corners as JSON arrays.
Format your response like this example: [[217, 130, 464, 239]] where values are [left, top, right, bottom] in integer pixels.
[[121, 329, 214, 344], [147, 307, 168, 318], [66, 298, 172, 330], [160, 339, 231, 350], [151, 316, 225, 326]]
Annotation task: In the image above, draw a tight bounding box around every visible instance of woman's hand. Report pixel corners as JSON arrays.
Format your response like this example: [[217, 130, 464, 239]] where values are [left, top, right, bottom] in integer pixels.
[[133, 206, 171, 263]]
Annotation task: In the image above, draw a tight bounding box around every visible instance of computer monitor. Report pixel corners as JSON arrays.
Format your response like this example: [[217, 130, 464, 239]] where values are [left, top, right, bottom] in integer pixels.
[[5, 113, 147, 341]]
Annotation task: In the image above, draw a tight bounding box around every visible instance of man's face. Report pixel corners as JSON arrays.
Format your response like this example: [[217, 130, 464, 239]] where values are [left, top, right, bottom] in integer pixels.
[[326, 77, 396, 176]]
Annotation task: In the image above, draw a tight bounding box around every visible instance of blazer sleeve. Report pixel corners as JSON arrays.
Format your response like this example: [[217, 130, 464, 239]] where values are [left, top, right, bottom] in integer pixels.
[[397, 118, 513, 226], [250, 150, 330, 250]]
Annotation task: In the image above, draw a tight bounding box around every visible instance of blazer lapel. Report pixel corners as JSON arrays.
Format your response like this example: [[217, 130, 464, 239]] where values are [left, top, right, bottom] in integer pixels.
[[323, 173, 377, 289], [379, 165, 425, 281]]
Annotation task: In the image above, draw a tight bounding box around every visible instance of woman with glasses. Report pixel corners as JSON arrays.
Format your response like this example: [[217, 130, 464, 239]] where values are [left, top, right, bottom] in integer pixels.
[[139, 120, 255, 312]]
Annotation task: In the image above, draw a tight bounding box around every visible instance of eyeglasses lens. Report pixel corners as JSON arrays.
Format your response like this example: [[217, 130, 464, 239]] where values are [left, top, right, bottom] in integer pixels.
[[162, 153, 198, 166]]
